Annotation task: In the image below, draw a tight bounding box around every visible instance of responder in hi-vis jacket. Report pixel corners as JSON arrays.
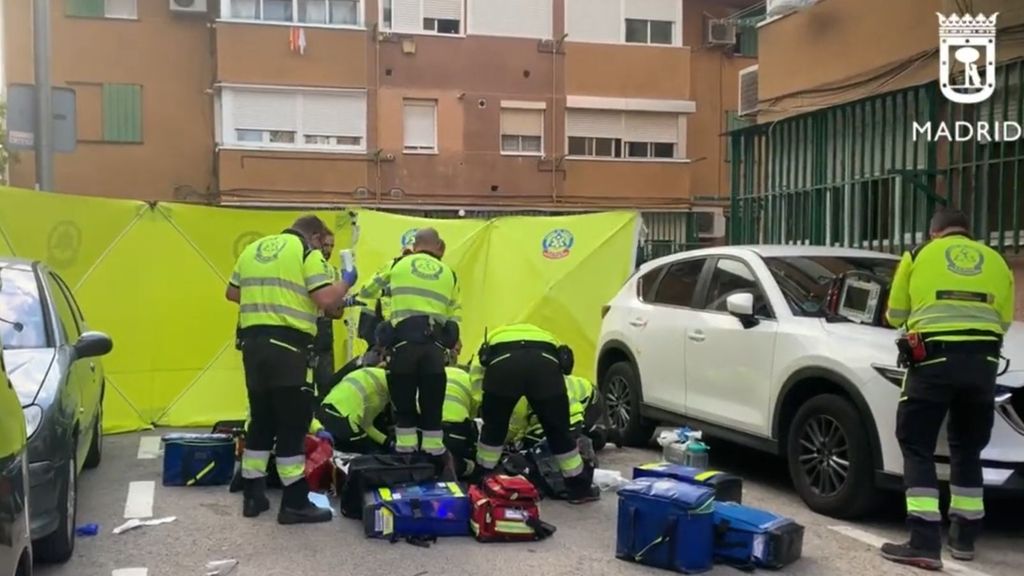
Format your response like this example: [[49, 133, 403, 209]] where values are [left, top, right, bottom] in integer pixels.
[[881, 208, 1014, 570], [226, 215, 358, 525]]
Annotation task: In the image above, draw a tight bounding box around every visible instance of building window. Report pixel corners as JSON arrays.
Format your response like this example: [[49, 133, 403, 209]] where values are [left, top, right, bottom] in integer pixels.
[[384, 0, 463, 35], [66, 0, 137, 19], [403, 99, 438, 153], [624, 18, 673, 45], [220, 87, 367, 151], [567, 109, 682, 160], [224, 0, 363, 27], [103, 84, 143, 143], [500, 108, 543, 155], [467, 0, 553, 40]]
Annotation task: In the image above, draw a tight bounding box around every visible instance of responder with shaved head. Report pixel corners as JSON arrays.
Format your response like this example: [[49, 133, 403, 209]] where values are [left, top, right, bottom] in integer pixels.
[[360, 228, 461, 477], [226, 214, 358, 525]]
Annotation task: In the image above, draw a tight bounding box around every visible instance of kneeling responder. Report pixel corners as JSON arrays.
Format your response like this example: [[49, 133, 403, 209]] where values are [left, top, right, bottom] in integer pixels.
[[881, 208, 1014, 570], [226, 215, 357, 525], [442, 344, 481, 478], [310, 365, 392, 454], [474, 324, 599, 504]]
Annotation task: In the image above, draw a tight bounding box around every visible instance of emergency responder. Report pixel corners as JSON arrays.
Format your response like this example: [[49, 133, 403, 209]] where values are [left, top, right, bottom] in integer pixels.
[[881, 208, 1014, 570], [310, 364, 391, 454], [312, 231, 343, 396], [226, 215, 358, 525], [357, 246, 412, 345], [360, 228, 460, 475], [473, 323, 599, 504], [442, 342, 481, 478]]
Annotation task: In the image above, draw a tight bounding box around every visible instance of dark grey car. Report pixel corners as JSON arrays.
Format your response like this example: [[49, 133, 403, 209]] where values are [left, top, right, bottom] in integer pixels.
[[1, 324, 31, 576], [0, 259, 112, 564]]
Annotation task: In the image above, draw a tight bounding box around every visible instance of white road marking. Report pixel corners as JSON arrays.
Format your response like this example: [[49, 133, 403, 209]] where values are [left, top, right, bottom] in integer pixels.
[[828, 525, 995, 576], [137, 436, 161, 459], [112, 569, 148, 576], [124, 481, 155, 519]]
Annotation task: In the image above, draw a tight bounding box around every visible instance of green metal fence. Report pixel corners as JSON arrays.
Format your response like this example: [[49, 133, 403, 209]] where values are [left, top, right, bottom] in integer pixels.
[[730, 59, 1024, 256]]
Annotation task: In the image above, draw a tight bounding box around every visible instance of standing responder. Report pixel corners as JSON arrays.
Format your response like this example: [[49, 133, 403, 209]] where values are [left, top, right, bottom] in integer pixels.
[[360, 228, 460, 476], [473, 323, 599, 504], [881, 208, 1014, 570], [226, 215, 358, 525], [313, 231, 344, 398], [357, 246, 412, 346]]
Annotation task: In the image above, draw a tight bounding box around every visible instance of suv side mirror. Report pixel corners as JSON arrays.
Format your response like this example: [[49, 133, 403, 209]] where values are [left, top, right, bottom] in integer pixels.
[[74, 331, 113, 359], [726, 293, 759, 328]]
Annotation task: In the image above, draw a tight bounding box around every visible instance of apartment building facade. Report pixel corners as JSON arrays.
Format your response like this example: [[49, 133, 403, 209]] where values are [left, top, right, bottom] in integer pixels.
[[4, 0, 759, 247], [728, 0, 1024, 317]]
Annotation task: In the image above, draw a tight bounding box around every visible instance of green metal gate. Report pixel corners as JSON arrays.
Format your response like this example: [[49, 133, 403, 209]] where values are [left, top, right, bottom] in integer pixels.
[[730, 59, 1024, 256]]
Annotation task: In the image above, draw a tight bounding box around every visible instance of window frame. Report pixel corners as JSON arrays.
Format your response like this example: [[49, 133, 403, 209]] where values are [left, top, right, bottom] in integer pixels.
[[402, 99, 439, 154], [46, 273, 83, 344], [624, 18, 674, 46], [219, 0, 366, 30], [499, 108, 545, 157], [380, 0, 467, 38], [51, 273, 88, 334], [647, 257, 710, 310], [564, 0, 683, 47], [0, 266, 54, 350], [694, 256, 776, 320], [66, 0, 138, 20]]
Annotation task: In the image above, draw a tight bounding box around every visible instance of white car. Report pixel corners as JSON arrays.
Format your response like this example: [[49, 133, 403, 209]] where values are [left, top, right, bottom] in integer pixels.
[[597, 245, 1024, 518]]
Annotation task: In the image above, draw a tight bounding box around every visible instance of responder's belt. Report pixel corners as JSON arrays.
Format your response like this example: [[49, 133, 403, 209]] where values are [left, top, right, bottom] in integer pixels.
[[488, 341, 560, 358], [238, 325, 314, 350], [924, 339, 1002, 356], [393, 315, 438, 344]]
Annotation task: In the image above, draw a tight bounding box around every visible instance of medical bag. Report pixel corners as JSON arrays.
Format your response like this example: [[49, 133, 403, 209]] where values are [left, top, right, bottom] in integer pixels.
[[616, 477, 716, 574], [340, 454, 437, 519], [161, 433, 237, 487], [362, 481, 472, 540], [304, 436, 335, 493], [711, 502, 804, 570], [469, 475, 554, 542], [633, 463, 743, 504]]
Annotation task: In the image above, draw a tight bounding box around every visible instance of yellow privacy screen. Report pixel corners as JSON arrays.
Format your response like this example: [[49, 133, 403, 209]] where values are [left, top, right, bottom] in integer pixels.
[[0, 186, 636, 432]]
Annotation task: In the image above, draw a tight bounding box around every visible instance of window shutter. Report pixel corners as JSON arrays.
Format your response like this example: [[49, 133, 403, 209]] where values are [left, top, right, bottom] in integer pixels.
[[565, 0, 621, 43], [232, 90, 298, 131], [394, 0, 422, 30], [624, 0, 678, 21], [105, 0, 138, 18], [404, 101, 437, 148], [625, 112, 678, 143], [66, 0, 104, 17], [423, 0, 461, 20], [102, 84, 142, 143], [501, 109, 543, 137], [468, 0, 552, 39], [231, 0, 259, 19], [567, 110, 624, 139], [302, 92, 366, 138]]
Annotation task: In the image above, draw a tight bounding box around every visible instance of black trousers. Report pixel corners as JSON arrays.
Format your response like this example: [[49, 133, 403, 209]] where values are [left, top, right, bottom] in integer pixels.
[[241, 337, 313, 503], [316, 406, 384, 454], [387, 341, 447, 455], [897, 350, 997, 548], [443, 419, 479, 478]]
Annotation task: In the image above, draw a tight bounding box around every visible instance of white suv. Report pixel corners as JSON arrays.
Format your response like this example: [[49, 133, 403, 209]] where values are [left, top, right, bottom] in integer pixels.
[[597, 245, 1024, 518]]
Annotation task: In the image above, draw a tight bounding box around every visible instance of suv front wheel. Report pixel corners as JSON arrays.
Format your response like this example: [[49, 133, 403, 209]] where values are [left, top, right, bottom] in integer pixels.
[[786, 394, 877, 519], [602, 361, 655, 447]]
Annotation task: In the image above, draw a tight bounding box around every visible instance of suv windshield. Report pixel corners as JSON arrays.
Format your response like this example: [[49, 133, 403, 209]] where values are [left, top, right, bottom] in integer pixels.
[[0, 267, 48, 349], [763, 256, 899, 317]]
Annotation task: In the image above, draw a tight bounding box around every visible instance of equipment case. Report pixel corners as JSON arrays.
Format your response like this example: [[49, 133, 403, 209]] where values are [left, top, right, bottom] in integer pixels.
[[616, 477, 716, 574], [633, 462, 743, 504], [363, 481, 471, 539], [712, 501, 804, 570], [161, 433, 236, 487], [340, 454, 437, 519], [469, 475, 553, 542]]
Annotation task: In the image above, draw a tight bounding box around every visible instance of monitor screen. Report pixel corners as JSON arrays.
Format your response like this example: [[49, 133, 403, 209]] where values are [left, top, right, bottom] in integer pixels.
[[838, 279, 880, 323]]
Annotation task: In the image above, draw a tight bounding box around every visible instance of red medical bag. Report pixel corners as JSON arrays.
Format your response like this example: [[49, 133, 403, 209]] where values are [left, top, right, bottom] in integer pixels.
[[469, 475, 554, 542]]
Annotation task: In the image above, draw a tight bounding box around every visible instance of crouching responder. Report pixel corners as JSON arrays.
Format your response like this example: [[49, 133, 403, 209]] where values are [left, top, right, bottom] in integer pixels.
[[518, 374, 619, 451], [881, 208, 1014, 570], [442, 343, 481, 479], [474, 324, 599, 504], [226, 215, 357, 525], [310, 365, 392, 454]]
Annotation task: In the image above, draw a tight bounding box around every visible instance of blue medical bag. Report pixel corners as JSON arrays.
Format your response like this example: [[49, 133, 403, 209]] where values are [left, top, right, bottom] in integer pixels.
[[712, 501, 804, 569], [161, 433, 236, 487], [616, 477, 716, 574], [362, 481, 472, 540], [633, 462, 743, 504]]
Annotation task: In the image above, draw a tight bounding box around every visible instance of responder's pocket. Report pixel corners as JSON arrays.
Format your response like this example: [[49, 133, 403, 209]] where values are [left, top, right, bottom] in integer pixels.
[[556, 345, 575, 375]]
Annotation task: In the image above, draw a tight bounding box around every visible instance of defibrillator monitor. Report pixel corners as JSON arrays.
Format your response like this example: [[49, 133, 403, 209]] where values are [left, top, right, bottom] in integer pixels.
[[838, 279, 881, 324]]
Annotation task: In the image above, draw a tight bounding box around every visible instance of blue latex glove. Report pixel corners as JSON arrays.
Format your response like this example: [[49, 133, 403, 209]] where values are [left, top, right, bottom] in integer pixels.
[[315, 430, 334, 445], [341, 265, 358, 287]]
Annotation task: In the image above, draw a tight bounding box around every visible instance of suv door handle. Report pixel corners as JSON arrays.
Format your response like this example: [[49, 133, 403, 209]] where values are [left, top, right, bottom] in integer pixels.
[[687, 330, 706, 343], [628, 318, 647, 328]]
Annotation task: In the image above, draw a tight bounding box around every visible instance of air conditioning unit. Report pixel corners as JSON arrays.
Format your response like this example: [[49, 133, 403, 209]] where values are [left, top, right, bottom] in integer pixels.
[[707, 19, 737, 46], [693, 210, 726, 238], [766, 0, 818, 19], [170, 0, 208, 14], [738, 64, 759, 118]]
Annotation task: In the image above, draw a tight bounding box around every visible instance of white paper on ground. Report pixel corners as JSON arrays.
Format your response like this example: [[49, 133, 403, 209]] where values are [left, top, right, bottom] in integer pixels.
[[593, 469, 630, 491], [112, 516, 177, 535], [308, 492, 336, 516], [205, 559, 239, 576]]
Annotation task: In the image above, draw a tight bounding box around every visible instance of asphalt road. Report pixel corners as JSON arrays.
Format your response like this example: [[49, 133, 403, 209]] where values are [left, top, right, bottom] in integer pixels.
[[35, 432, 1024, 576]]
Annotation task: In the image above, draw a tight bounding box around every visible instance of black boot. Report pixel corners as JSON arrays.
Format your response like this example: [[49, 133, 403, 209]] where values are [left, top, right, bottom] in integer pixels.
[[948, 520, 980, 561], [564, 474, 600, 505], [881, 522, 943, 571], [277, 480, 332, 525], [242, 477, 270, 518]]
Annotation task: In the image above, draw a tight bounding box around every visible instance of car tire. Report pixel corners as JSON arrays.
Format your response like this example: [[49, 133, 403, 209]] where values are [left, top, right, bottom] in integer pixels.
[[35, 447, 77, 563], [786, 394, 877, 519], [602, 361, 655, 447], [84, 399, 102, 469]]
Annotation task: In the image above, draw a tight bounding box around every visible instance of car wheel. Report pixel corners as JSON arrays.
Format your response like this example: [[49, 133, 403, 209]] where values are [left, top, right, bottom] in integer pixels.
[[602, 361, 655, 447], [35, 447, 77, 563], [84, 400, 103, 469], [786, 394, 877, 519]]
